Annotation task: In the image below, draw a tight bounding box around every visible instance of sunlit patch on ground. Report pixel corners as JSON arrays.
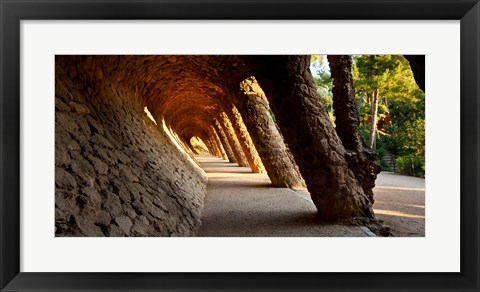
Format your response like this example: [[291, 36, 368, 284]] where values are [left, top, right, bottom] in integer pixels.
[[373, 172, 425, 236], [374, 209, 425, 219], [374, 186, 424, 192]]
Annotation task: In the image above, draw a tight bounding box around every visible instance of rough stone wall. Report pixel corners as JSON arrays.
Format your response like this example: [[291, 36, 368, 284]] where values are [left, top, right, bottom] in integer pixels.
[[55, 57, 207, 237]]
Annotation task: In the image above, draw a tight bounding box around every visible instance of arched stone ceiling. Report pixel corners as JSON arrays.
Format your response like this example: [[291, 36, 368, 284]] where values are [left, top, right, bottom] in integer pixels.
[[69, 55, 252, 143]]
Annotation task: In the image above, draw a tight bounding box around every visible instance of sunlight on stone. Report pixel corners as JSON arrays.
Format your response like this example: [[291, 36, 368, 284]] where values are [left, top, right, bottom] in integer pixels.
[[162, 118, 205, 174], [143, 106, 157, 125]]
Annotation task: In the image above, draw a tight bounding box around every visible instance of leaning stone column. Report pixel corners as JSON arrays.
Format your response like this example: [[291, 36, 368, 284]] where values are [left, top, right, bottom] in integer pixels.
[[206, 134, 222, 158], [249, 55, 374, 220], [185, 138, 199, 155], [209, 127, 228, 160], [213, 120, 237, 163], [328, 55, 380, 203], [231, 79, 303, 189], [203, 137, 215, 156], [206, 137, 221, 158], [218, 112, 249, 167], [224, 104, 266, 173]]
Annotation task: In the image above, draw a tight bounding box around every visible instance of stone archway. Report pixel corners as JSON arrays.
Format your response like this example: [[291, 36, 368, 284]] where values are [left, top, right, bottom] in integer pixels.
[[55, 55, 393, 236]]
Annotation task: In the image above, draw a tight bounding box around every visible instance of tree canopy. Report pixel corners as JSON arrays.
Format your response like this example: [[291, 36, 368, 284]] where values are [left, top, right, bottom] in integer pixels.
[[311, 54, 425, 177]]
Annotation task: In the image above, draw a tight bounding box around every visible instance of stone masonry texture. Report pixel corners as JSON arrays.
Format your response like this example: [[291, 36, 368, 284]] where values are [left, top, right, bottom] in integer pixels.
[[53, 55, 406, 234], [55, 56, 207, 236]]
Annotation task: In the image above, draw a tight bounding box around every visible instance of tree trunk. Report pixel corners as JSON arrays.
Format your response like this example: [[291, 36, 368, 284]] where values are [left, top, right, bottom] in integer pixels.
[[356, 92, 364, 115], [369, 89, 379, 149], [248, 55, 374, 220]]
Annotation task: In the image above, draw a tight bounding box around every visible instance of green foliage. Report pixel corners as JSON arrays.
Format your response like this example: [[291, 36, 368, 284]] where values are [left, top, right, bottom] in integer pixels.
[[269, 108, 277, 123], [396, 155, 425, 178], [384, 96, 425, 158], [327, 111, 336, 125], [311, 55, 334, 119], [359, 125, 391, 171], [352, 55, 425, 177], [402, 119, 425, 156], [382, 124, 401, 155], [359, 123, 371, 143], [387, 90, 425, 125], [353, 55, 419, 99], [375, 147, 391, 171], [353, 55, 400, 90], [310, 54, 425, 177]]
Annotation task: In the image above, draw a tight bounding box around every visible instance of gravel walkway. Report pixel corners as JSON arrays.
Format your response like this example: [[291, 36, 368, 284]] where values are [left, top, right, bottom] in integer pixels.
[[196, 155, 425, 237], [373, 172, 425, 237], [196, 155, 367, 237]]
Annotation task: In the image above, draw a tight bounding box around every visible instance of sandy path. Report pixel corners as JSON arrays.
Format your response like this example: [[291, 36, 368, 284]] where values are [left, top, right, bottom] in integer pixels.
[[372, 173, 425, 237], [196, 155, 367, 237], [196, 155, 425, 237]]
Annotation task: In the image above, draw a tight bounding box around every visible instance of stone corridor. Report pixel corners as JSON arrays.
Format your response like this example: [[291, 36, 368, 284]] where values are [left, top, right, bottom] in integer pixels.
[[54, 55, 424, 237]]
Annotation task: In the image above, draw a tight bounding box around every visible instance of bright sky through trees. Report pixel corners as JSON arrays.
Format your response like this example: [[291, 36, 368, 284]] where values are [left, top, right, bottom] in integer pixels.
[[310, 55, 330, 78]]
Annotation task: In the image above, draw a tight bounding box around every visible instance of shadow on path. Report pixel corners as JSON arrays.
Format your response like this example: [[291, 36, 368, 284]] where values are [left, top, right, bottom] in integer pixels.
[[196, 154, 368, 237]]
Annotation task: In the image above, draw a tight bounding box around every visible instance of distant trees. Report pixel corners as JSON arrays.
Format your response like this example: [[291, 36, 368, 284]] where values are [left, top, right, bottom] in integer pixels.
[[311, 54, 425, 177], [382, 89, 425, 177], [311, 55, 334, 123]]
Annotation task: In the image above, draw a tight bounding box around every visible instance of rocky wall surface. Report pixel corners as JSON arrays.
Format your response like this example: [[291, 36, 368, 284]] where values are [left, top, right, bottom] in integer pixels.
[[55, 61, 207, 237]]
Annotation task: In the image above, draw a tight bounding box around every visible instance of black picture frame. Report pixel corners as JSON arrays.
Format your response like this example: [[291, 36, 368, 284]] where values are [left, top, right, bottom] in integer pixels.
[[1, 0, 479, 291]]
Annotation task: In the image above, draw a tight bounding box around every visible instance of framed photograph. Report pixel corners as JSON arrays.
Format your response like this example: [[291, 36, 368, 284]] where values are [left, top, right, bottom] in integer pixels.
[[1, 0, 479, 291]]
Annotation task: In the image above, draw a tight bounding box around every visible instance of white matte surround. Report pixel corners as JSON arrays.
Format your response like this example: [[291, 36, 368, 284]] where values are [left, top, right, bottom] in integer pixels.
[[20, 20, 460, 272]]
